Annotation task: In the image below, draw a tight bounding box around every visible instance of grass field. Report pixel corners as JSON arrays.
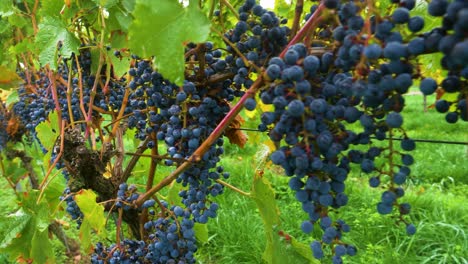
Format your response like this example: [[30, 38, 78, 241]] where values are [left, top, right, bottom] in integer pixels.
[[0, 92, 466, 263]]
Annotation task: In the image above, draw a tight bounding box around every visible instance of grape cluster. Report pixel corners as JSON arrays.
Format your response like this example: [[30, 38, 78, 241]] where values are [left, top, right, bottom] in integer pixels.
[[222, 0, 290, 89], [263, 44, 360, 262], [60, 187, 84, 227], [422, 0, 468, 123], [116, 183, 140, 211], [256, 0, 442, 260], [91, 202, 197, 264]]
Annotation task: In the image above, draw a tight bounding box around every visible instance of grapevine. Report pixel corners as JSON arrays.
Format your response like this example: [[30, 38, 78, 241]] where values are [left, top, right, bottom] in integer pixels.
[[0, 0, 466, 263]]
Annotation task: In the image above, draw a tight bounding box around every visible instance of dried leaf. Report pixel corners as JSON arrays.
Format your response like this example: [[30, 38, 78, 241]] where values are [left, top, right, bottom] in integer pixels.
[[225, 114, 247, 148]]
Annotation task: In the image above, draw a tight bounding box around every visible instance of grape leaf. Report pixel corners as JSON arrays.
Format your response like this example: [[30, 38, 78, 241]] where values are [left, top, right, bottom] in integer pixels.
[[129, 0, 210, 85], [225, 114, 247, 148], [252, 174, 280, 228], [36, 17, 80, 70], [5, 89, 18, 106], [0, 66, 22, 90], [75, 189, 107, 236], [290, 235, 318, 263], [92, 0, 118, 8], [194, 223, 209, 244], [35, 111, 59, 151], [0, 0, 14, 16], [0, 212, 31, 249], [31, 229, 54, 263], [109, 33, 131, 78]]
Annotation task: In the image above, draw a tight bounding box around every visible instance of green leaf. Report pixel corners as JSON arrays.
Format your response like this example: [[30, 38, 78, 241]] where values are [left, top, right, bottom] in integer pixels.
[[5, 89, 18, 106], [0, 66, 22, 90], [290, 235, 319, 263], [129, 0, 211, 85], [263, 230, 291, 264], [0, 0, 14, 16], [194, 223, 209, 244], [36, 17, 80, 70], [39, 0, 65, 17], [75, 189, 107, 244], [35, 111, 59, 151], [252, 175, 280, 228], [0, 211, 32, 249], [31, 229, 54, 263], [4, 157, 27, 183], [107, 32, 131, 78], [252, 174, 282, 263], [93, 0, 119, 8], [107, 5, 133, 32]]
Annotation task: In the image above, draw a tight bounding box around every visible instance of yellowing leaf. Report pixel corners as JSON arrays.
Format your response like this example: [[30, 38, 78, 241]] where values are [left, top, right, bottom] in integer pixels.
[[245, 108, 258, 119], [75, 189, 107, 251], [35, 111, 59, 151], [258, 100, 273, 113]]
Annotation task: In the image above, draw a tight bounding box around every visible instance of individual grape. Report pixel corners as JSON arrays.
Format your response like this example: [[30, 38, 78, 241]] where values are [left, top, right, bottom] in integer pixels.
[[385, 112, 403, 128], [435, 100, 450, 113], [266, 64, 282, 80], [408, 37, 425, 55], [445, 112, 458, 123], [393, 172, 407, 184], [142, 199, 156, 208], [383, 42, 407, 60], [377, 202, 393, 215], [401, 138, 416, 151], [310, 241, 324, 259], [408, 16, 425, 32], [289, 177, 304, 191], [406, 224, 416, 235], [301, 221, 314, 234], [287, 100, 305, 117], [303, 55, 320, 75], [270, 150, 286, 165], [420, 78, 438, 95], [284, 49, 299, 65], [244, 98, 257, 111], [401, 154, 414, 166], [392, 7, 410, 24], [346, 245, 357, 256], [363, 44, 382, 59], [332, 255, 343, 264], [360, 159, 375, 173], [441, 76, 460, 93], [428, 0, 449, 16]]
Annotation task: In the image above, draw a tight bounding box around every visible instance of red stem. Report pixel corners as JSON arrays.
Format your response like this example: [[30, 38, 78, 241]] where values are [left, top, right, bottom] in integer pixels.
[[279, 3, 325, 58]]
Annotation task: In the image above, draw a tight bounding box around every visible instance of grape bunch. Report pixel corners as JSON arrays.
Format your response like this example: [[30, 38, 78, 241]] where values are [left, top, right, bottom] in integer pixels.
[[422, 0, 468, 123], [60, 187, 84, 227], [91, 201, 197, 264], [255, 0, 437, 260]]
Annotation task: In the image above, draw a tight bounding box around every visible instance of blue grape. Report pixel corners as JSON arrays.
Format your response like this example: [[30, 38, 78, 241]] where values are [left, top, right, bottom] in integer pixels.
[[420, 78, 438, 95]]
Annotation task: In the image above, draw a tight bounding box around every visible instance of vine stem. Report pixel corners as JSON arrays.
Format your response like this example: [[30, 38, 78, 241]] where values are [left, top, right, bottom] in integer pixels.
[[220, 0, 239, 20], [215, 179, 251, 197], [38, 121, 65, 190], [279, 3, 325, 58], [84, 7, 106, 148], [290, 0, 304, 39]]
